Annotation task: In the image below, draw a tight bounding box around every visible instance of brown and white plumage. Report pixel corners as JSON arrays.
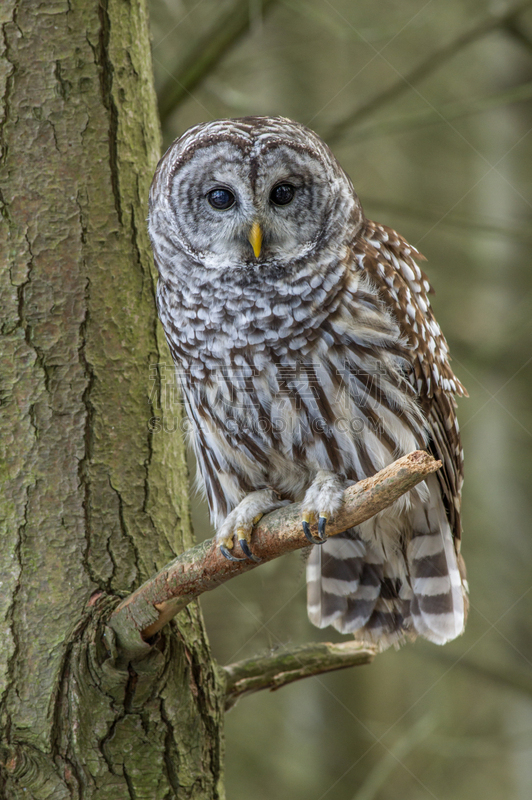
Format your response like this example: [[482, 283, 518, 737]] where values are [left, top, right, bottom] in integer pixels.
[[306, 220, 467, 646], [148, 116, 468, 650]]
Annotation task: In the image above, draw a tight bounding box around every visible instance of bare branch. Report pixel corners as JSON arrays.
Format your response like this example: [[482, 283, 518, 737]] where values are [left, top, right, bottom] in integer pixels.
[[324, 0, 532, 144], [108, 450, 441, 651], [222, 641, 376, 710], [158, 0, 279, 124]]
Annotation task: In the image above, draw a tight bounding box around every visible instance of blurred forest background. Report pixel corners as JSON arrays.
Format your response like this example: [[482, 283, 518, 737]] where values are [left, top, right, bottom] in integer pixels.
[[148, 1, 532, 798]]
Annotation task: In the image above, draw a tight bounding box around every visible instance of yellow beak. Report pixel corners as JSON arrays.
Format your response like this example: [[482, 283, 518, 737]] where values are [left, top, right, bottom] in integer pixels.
[[248, 221, 263, 259]]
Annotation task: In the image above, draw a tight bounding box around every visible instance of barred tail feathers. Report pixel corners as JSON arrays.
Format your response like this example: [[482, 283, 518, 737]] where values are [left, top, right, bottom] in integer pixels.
[[407, 477, 466, 644], [306, 478, 467, 648], [306, 530, 409, 648]]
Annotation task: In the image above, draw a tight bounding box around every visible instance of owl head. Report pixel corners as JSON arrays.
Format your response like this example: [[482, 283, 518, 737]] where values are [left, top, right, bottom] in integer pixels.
[[149, 116, 362, 279]]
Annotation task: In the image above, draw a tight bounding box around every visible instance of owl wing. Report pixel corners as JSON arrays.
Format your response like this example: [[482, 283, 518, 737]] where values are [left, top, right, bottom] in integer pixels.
[[353, 218, 467, 544]]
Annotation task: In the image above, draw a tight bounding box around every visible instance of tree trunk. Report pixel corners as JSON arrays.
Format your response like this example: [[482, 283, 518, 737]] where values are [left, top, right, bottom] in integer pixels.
[[0, 1, 224, 797]]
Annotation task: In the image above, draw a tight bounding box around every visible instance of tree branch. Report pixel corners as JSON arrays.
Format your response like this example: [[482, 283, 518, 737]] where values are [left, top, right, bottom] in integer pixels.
[[324, 0, 532, 144], [108, 450, 440, 654], [222, 641, 376, 710], [158, 0, 279, 124]]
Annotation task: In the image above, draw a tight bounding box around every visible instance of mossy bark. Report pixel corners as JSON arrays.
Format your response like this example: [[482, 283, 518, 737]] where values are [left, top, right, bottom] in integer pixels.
[[0, 1, 224, 797]]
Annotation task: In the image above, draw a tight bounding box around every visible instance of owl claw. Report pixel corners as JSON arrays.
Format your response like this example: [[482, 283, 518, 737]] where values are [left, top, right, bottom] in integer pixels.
[[216, 490, 282, 564], [302, 514, 327, 545], [220, 545, 247, 562], [239, 538, 261, 562]]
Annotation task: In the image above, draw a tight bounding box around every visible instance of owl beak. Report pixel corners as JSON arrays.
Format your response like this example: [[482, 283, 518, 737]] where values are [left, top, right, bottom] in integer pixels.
[[248, 221, 263, 259]]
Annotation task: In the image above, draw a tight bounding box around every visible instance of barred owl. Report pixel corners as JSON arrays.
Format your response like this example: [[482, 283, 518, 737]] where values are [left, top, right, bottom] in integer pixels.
[[148, 116, 468, 649]]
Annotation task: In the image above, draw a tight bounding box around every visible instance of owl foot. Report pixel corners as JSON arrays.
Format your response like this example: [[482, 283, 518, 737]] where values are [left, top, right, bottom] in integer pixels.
[[219, 544, 247, 562], [301, 471, 345, 545], [219, 515, 265, 563], [302, 512, 328, 545], [217, 489, 285, 562]]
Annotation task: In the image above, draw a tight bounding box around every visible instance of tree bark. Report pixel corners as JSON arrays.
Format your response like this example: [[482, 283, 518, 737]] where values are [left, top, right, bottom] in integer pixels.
[[0, 1, 224, 797]]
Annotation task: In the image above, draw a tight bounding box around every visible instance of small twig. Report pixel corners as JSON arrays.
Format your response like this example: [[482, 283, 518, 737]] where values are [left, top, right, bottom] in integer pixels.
[[158, 0, 279, 124], [108, 451, 440, 651], [222, 641, 376, 710], [324, 0, 532, 143]]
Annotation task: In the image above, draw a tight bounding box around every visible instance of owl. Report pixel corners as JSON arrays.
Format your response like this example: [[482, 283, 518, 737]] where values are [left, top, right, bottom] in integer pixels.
[[148, 116, 468, 649]]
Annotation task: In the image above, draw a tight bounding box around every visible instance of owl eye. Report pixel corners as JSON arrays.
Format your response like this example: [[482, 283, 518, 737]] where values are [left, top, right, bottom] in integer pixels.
[[207, 188, 235, 210], [270, 183, 295, 206]]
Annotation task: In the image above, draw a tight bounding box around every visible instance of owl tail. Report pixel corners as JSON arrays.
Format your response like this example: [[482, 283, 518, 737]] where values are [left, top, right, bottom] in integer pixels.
[[306, 530, 399, 645], [406, 479, 467, 645], [306, 479, 467, 649], [306, 530, 413, 649]]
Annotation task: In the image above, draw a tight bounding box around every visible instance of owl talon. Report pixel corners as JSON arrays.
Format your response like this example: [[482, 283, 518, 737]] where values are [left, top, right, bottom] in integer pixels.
[[239, 538, 261, 562], [220, 544, 247, 562], [318, 514, 328, 540], [302, 515, 327, 545]]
